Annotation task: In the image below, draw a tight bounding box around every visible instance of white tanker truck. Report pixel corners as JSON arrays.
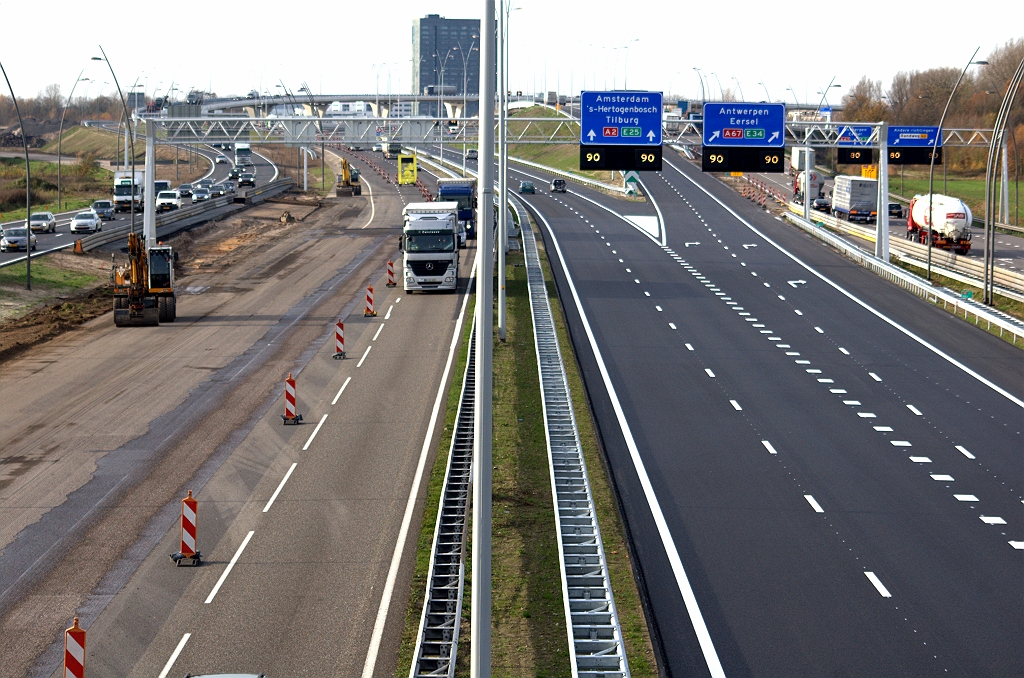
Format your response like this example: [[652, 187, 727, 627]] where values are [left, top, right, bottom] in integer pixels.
[[906, 194, 973, 255]]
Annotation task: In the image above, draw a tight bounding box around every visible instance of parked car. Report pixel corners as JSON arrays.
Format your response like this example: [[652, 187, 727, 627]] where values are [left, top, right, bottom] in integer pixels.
[[209, 184, 227, 197], [177, 183, 194, 197], [518, 181, 535, 194], [29, 211, 56, 233], [238, 173, 256, 187], [889, 202, 904, 219], [812, 197, 831, 213], [69, 211, 101, 233], [215, 154, 229, 164], [92, 200, 114, 220], [156, 191, 182, 211], [550, 179, 567, 193], [192, 188, 211, 203], [0, 226, 37, 251]]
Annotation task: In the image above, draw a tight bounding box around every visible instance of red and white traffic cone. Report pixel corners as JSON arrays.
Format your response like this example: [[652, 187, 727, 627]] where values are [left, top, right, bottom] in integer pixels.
[[364, 285, 377, 317], [64, 617, 86, 678], [386, 260, 396, 287], [170, 490, 202, 566], [333, 320, 345, 359], [282, 373, 303, 424]]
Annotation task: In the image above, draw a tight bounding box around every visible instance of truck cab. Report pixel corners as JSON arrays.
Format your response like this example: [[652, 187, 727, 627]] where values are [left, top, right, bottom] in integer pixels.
[[400, 202, 459, 292], [436, 178, 477, 239]]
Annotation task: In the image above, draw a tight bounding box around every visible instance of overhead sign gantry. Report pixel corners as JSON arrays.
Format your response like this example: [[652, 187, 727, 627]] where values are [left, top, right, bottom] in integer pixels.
[[701, 102, 787, 172], [579, 90, 663, 171]]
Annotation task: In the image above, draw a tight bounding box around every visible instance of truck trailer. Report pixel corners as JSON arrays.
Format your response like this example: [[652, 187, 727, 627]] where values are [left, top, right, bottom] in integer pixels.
[[436, 177, 477, 239], [831, 175, 877, 223], [794, 171, 824, 201], [907, 194, 973, 254], [400, 202, 460, 292]]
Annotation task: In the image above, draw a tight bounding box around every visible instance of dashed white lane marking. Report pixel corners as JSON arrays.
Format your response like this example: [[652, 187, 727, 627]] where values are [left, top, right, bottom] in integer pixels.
[[263, 462, 298, 512], [357, 345, 372, 367], [931, 474, 954, 481], [157, 633, 192, 678], [890, 440, 912, 447], [956, 445, 976, 460], [1009, 541, 1024, 549], [843, 400, 861, 405], [869, 372, 882, 382], [786, 351, 800, 356], [909, 456, 932, 463], [830, 388, 847, 394], [794, 309, 803, 316], [705, 369, 716, 378], [384, 304, 394, 320], [332, 376, 353, 405], [644, 291, 651, 297], [669, 323, 677, 330], [907, 404, 922, 415], [814, 326, 823, 333], [839, 347, 850, 355], [730, 400, 742, 411], [874, 426, 894, 431], [954, 494, 979, 502], [981, 516, 1007, 525], [685, 343, 694, 351], [373, 324, 385, 341], [761, 440, 778, 455], [205, 530, 255, 603], [817, 379, 834, 383], [865, 571, 892, 597], [395, 297, 401, 303], [804, 495, 824, 513], [858, 412, 876, 418], [303, 414, 329, 451], [634, 278, 640, 284]]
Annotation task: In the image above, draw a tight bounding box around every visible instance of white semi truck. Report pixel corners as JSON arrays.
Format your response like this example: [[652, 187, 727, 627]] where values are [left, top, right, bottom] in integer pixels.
[[400, 202, 460, 292], [794, 171, 824, 201], [113, 170, 144, 212]]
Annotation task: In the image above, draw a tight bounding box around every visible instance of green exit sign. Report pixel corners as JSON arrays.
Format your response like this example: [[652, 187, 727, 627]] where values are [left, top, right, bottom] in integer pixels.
[[621, 127, 642, 137], [744, 128, 765, 139]]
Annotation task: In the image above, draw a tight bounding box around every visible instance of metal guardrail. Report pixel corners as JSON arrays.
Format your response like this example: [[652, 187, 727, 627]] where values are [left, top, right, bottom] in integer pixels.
[[409, 321, 476, 678], [783, 211, 1024, 345], [516, 195, 631, 677]]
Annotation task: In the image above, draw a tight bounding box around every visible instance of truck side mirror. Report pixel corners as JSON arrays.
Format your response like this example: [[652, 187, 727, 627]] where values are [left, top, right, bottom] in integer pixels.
[[397, 235, 403, 251]]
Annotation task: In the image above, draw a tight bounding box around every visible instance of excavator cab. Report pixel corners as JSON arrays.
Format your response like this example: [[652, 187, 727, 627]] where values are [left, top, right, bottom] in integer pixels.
[[112, 233, 176, 327]]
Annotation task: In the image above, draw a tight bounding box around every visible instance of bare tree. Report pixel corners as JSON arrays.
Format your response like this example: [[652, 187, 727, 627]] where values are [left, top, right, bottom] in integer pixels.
[[841, 76, 888, 122]]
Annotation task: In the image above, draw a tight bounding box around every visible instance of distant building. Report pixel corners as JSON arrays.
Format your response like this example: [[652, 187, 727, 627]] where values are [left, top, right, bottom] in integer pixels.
[[412, 14, 480, 117]]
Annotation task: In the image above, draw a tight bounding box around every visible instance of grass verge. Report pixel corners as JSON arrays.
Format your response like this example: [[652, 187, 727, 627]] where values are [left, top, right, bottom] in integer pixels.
[[0, 259, 100, 290]]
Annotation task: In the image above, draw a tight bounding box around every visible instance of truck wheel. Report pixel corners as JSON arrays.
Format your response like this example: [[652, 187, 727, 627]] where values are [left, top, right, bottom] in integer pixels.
[[168, 295, 177, 321], [158, 297, 169, 323]]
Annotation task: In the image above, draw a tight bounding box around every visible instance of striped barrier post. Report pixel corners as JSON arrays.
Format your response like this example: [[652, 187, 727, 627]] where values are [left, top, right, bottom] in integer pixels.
[[170, 490, 202, 566], [64, 618, 85, 678], [386, 260, 396, 287], [333, 320, 345, 359], [364, 285, 377, 317], [282, 373, 303, 424]]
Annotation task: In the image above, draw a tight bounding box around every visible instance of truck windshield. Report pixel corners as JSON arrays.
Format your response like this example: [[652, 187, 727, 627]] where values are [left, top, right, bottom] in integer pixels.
[[149, 251, 172, 288], [406, 233, 454, 252], [114, 185, 138, 196]]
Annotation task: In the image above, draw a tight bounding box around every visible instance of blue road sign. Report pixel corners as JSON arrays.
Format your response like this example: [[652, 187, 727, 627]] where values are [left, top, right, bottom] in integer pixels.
[[580, 91, 662, 145], [888, 125, 941, 147], [837, 125, 874, 146], [703, 102, 786, 147]]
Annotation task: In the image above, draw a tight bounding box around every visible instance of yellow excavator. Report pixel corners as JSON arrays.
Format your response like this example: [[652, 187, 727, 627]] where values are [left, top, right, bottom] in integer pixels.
[[112, 231, 177, 326], [336, 157, 362, 196]]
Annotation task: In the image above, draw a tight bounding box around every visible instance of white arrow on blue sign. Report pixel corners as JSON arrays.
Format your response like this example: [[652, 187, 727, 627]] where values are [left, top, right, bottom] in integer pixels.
[[887, 125, 941, 147], [703, 102, 786, 147], [580, 91, 663, 146], [837, 125, 874, 146]]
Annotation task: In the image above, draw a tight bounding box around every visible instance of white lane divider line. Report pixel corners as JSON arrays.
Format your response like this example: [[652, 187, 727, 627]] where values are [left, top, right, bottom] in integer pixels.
[[332, 376, 353, 405], [955, 445, 976, 460], [384, 304, 394, 320], [373, 324, 385, 341], [931, 474, 954, 481], [357, 346, 372, 367], [843, 400, 862, 406], [685, 343, 694, 351], [869, 372, 882, 382], [263, 463, 298, 512], [814, 327, 824, 333], [830, 388, 847, 394], [730, 400, 742, 411], [1009, 541, 1024, 549], [205, 531, 255, 603], [909, 456, 932, 463], [303, 414, 329, 451], [858, 412, 876, 418], [669, 323, 677, 330], [794, 309, 803, 316], [395, 297, 401, 303], [864, 571, 892, 598], [839, 347, 850, 355], [907, 404, 922, 415], [761, 440, 778, 455], [981, 516, 1007, 525], [156, 633, 191, 678], [705, 368, 716, 378], [890, 440, 912, 447], [954, 494, 978, 502], [804, 495, 824, 513], [873, 426, 894, 431]]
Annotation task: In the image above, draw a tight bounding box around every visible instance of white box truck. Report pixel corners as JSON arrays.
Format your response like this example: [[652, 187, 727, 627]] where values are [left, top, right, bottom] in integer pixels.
[[400, 202, 459, 292], [831, 175, 878, 223], [113, 170, 143, 212]]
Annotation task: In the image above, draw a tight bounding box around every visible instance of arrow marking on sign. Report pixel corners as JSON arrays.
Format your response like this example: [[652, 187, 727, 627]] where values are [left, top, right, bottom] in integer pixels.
[[788, 280, 807, 288], [684, 242, 701, 247], [742, 244, 757, 249], [647, 130, 655, 141], [587, 129, 596, 141], [767, 132, 779, 143], [708, 131, 720, 142]]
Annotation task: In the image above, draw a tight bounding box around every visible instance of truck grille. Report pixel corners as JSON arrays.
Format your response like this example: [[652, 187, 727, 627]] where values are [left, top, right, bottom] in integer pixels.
[[408, 260, 450, 276]]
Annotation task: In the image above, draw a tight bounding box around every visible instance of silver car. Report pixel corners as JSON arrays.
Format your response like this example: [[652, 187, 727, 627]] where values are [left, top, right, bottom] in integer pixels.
[[192, 188, 212, 203], [29, 211, 57, 233], [70, 211, 102, 233], [0, 226, 37, 251]]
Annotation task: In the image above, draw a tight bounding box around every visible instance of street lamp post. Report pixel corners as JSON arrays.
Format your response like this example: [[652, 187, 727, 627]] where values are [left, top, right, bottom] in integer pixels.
[[0, 60, 34, 290], [57, 71, 90, 211], [693, 68, 706, 103], [786, 85, 799, 104], [732, 76, 745, 101], [758, 80, 771, 102], [814, 77, 841, 117], [710, 72, 724, 100], [93, 49, 139, 239], [926, 49, 986, 281]]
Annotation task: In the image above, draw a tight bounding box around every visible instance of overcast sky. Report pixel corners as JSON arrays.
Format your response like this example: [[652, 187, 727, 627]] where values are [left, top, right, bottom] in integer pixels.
[[1, 0, 1020, 107]]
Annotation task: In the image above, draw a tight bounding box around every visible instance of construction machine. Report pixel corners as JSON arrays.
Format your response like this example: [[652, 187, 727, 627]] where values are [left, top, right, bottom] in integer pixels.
[[335, 157, 362, 196], [112, 231, 177, 326]]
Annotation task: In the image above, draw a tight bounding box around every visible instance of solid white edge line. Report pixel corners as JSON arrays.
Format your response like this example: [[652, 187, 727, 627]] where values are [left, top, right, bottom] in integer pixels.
[[636, 175, 668, 246], [302, 414, 329, 451], [664, 157, 1024, 410], [864, 571, 892, 597], [156, 632, 191, 678], [204, 530, 254, 603], [373, 323, 385, 341], [263, 462, 297, 512], [356, 345, 372, 367], [804, 494, 825, 513], [331, 376, 353, 405], [360, 259, 476, 678], [528, 203, 726, 677]]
